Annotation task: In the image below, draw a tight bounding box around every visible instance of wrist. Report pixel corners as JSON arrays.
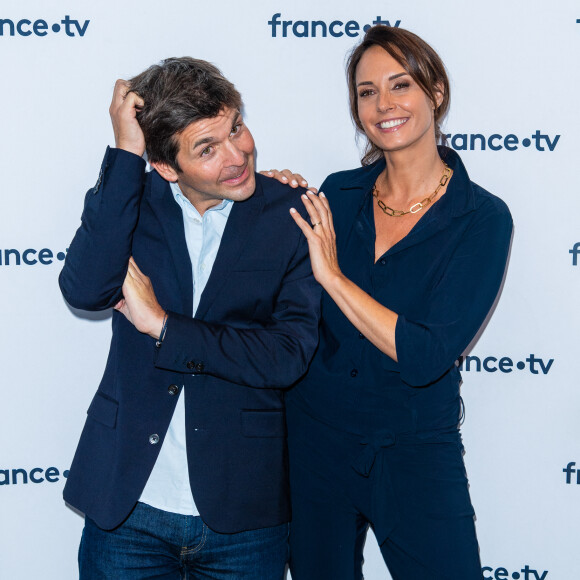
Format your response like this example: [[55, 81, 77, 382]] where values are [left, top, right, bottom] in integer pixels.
[[116, 141, 145, 157], [150, 310, 167, 341], [320, 269, 346, 294]]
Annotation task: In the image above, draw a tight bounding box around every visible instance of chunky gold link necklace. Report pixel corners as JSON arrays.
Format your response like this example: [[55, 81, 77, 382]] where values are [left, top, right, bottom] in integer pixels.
[[372, 163, 452, 217]]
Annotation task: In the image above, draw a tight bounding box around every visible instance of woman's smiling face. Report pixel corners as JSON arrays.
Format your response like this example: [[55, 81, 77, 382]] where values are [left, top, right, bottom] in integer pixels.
[[355, 45, 442, 154]]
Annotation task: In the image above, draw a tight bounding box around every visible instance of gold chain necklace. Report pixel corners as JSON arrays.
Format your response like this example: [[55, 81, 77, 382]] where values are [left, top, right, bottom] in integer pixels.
[[372, 163, 452, 217]]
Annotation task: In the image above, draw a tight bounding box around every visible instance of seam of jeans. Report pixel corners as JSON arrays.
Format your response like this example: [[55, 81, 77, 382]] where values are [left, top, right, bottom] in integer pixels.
[[181, 523, 207, 555], [181, 515, 189, 553]]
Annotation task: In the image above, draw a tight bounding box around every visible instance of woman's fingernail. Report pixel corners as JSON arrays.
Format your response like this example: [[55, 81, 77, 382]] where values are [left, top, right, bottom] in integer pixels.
[[301, 180, 307, 185], [291, 179, 298, 186], [282, 176, 288, 181], [290, 207, 297, 213], [320, 192, 326, 197]]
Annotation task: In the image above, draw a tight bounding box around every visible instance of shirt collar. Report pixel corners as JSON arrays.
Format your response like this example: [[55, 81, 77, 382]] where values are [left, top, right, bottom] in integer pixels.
[[339, 146, 477, 219], [170, 181, 233, 219]]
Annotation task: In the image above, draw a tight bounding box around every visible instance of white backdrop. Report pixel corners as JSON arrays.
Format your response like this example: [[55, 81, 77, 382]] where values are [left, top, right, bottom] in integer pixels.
[[1, 1, 579, 578]]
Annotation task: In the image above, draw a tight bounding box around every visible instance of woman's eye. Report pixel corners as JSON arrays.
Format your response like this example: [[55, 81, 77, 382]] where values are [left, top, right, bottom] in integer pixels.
[[393, 82, 410, 90], [359, 89, 373, 98]]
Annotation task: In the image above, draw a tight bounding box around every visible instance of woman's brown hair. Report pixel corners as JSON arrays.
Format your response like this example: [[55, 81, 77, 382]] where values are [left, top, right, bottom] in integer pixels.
[[346, 26, 450, 165]]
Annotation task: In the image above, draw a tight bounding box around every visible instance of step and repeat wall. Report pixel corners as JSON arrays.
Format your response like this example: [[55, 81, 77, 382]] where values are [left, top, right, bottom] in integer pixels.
[[1, 0, 579, 578]]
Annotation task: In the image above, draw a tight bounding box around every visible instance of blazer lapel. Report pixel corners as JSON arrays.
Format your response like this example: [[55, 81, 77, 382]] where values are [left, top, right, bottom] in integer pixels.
[[195, 178, 265, 320], [146, 171, 194, 315]]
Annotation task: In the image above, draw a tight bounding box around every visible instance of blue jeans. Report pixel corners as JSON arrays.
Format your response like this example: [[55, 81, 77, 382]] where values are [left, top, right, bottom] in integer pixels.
[[79, 502, 289, 579]]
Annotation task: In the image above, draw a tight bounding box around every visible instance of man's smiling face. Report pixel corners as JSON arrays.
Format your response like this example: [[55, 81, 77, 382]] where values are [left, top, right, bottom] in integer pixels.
[[152, 107, 256, 214]]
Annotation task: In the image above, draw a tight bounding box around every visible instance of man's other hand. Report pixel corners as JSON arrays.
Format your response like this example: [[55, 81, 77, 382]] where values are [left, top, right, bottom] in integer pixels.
[[114, 257, 166, 339], [109, 79, 146, 157]]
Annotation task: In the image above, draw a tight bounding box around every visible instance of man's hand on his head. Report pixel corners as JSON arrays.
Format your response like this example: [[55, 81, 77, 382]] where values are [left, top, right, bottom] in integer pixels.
[[109, 79, 146, 157], [114, 257, 166, 339]]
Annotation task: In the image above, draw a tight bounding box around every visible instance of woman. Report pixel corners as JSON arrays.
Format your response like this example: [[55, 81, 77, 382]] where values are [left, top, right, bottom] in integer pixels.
[[273, 26, 512, 579]]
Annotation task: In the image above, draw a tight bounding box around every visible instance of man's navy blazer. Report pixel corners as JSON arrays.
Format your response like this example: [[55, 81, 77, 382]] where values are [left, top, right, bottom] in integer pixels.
[[59, 147, 320, 533]]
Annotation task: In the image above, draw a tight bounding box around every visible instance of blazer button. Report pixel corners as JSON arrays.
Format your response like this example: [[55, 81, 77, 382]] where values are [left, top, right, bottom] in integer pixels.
[[168, 384, 179, 396], [187, 361, 195, 370], [195, 362, 205, 372], [149, 434, 160, 445]]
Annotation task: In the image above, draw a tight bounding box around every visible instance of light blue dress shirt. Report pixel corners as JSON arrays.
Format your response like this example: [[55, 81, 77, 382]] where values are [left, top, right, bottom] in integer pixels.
[[139, 182, 233, 515]]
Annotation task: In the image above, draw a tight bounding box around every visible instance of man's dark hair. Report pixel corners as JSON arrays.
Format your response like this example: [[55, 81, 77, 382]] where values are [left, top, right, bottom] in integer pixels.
[[128, 57, 242, 172]]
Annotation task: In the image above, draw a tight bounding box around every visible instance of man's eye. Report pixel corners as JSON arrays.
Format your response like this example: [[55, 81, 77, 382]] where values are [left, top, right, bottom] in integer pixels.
[[231, 123, 242, 135], [201, 146, 213, 156]]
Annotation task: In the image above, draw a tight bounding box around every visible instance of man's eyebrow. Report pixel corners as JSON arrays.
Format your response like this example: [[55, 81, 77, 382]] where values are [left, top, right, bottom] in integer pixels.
[[231, 113, 242, 129], [192, 113, 242, 150], [356, 72, 408, 87], [192, 136, 215, 150]]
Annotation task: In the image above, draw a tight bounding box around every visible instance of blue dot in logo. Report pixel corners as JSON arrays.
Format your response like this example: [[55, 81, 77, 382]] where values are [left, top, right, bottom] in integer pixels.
[[52, 23, 61, 33], [363, 24, 371, 32], [63, 470, 70, 478], [512, 573, 520, 579], [57, 252, 66, 261], [522, 138, 531, 147], [516, 361, 525, 370]]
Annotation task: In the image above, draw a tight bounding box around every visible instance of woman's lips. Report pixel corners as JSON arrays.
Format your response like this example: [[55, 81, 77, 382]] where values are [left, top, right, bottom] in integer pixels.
[[377, 118, 408, 131]]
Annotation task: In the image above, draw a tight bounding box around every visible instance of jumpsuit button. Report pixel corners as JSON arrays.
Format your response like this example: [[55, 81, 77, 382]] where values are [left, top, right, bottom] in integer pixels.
[[350, 369, 358, 378], [186, 361, 196, 370], [149, 434, 160, 445], [358, 332, 365, 339], [168, 384, 179, 395], [379, 258, 386, 265]]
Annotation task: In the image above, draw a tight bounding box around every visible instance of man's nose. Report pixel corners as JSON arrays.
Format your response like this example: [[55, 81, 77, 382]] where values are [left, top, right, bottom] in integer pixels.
[[224, 140, 245, 166]]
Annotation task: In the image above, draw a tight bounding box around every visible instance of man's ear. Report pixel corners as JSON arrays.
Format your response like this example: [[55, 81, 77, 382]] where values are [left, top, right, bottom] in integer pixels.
[[151, 161, 179, 183]]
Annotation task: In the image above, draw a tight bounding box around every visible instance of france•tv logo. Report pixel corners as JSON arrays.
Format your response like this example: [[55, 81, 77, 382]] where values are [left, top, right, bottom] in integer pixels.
[[570, 243, 580, 265], [0, 16, 89, 37], [482, 565, 548, 580], [563, 462, 580, 484], [457, 354, 554, 375], [0, 466, 69, 486], [267, 14, 400, 38], [0, 247, 68, 266], [445, 131, 560, 152]]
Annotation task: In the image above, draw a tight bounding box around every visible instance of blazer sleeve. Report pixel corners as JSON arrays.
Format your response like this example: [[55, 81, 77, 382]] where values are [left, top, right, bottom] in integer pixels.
[[395, 199, 513, 387], [59, 147, 146, 311], [154, 232, 321, 389]]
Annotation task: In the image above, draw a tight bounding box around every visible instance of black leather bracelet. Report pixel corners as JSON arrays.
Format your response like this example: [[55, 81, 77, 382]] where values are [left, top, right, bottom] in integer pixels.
[[155, 313, 168, 347]]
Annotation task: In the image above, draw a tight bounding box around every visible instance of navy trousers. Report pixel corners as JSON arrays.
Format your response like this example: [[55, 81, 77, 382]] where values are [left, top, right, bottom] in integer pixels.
[[286, 402, 482, 580]]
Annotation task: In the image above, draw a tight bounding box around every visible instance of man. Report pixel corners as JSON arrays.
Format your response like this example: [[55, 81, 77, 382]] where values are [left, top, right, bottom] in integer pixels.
[[59, 57, 320, 579]]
